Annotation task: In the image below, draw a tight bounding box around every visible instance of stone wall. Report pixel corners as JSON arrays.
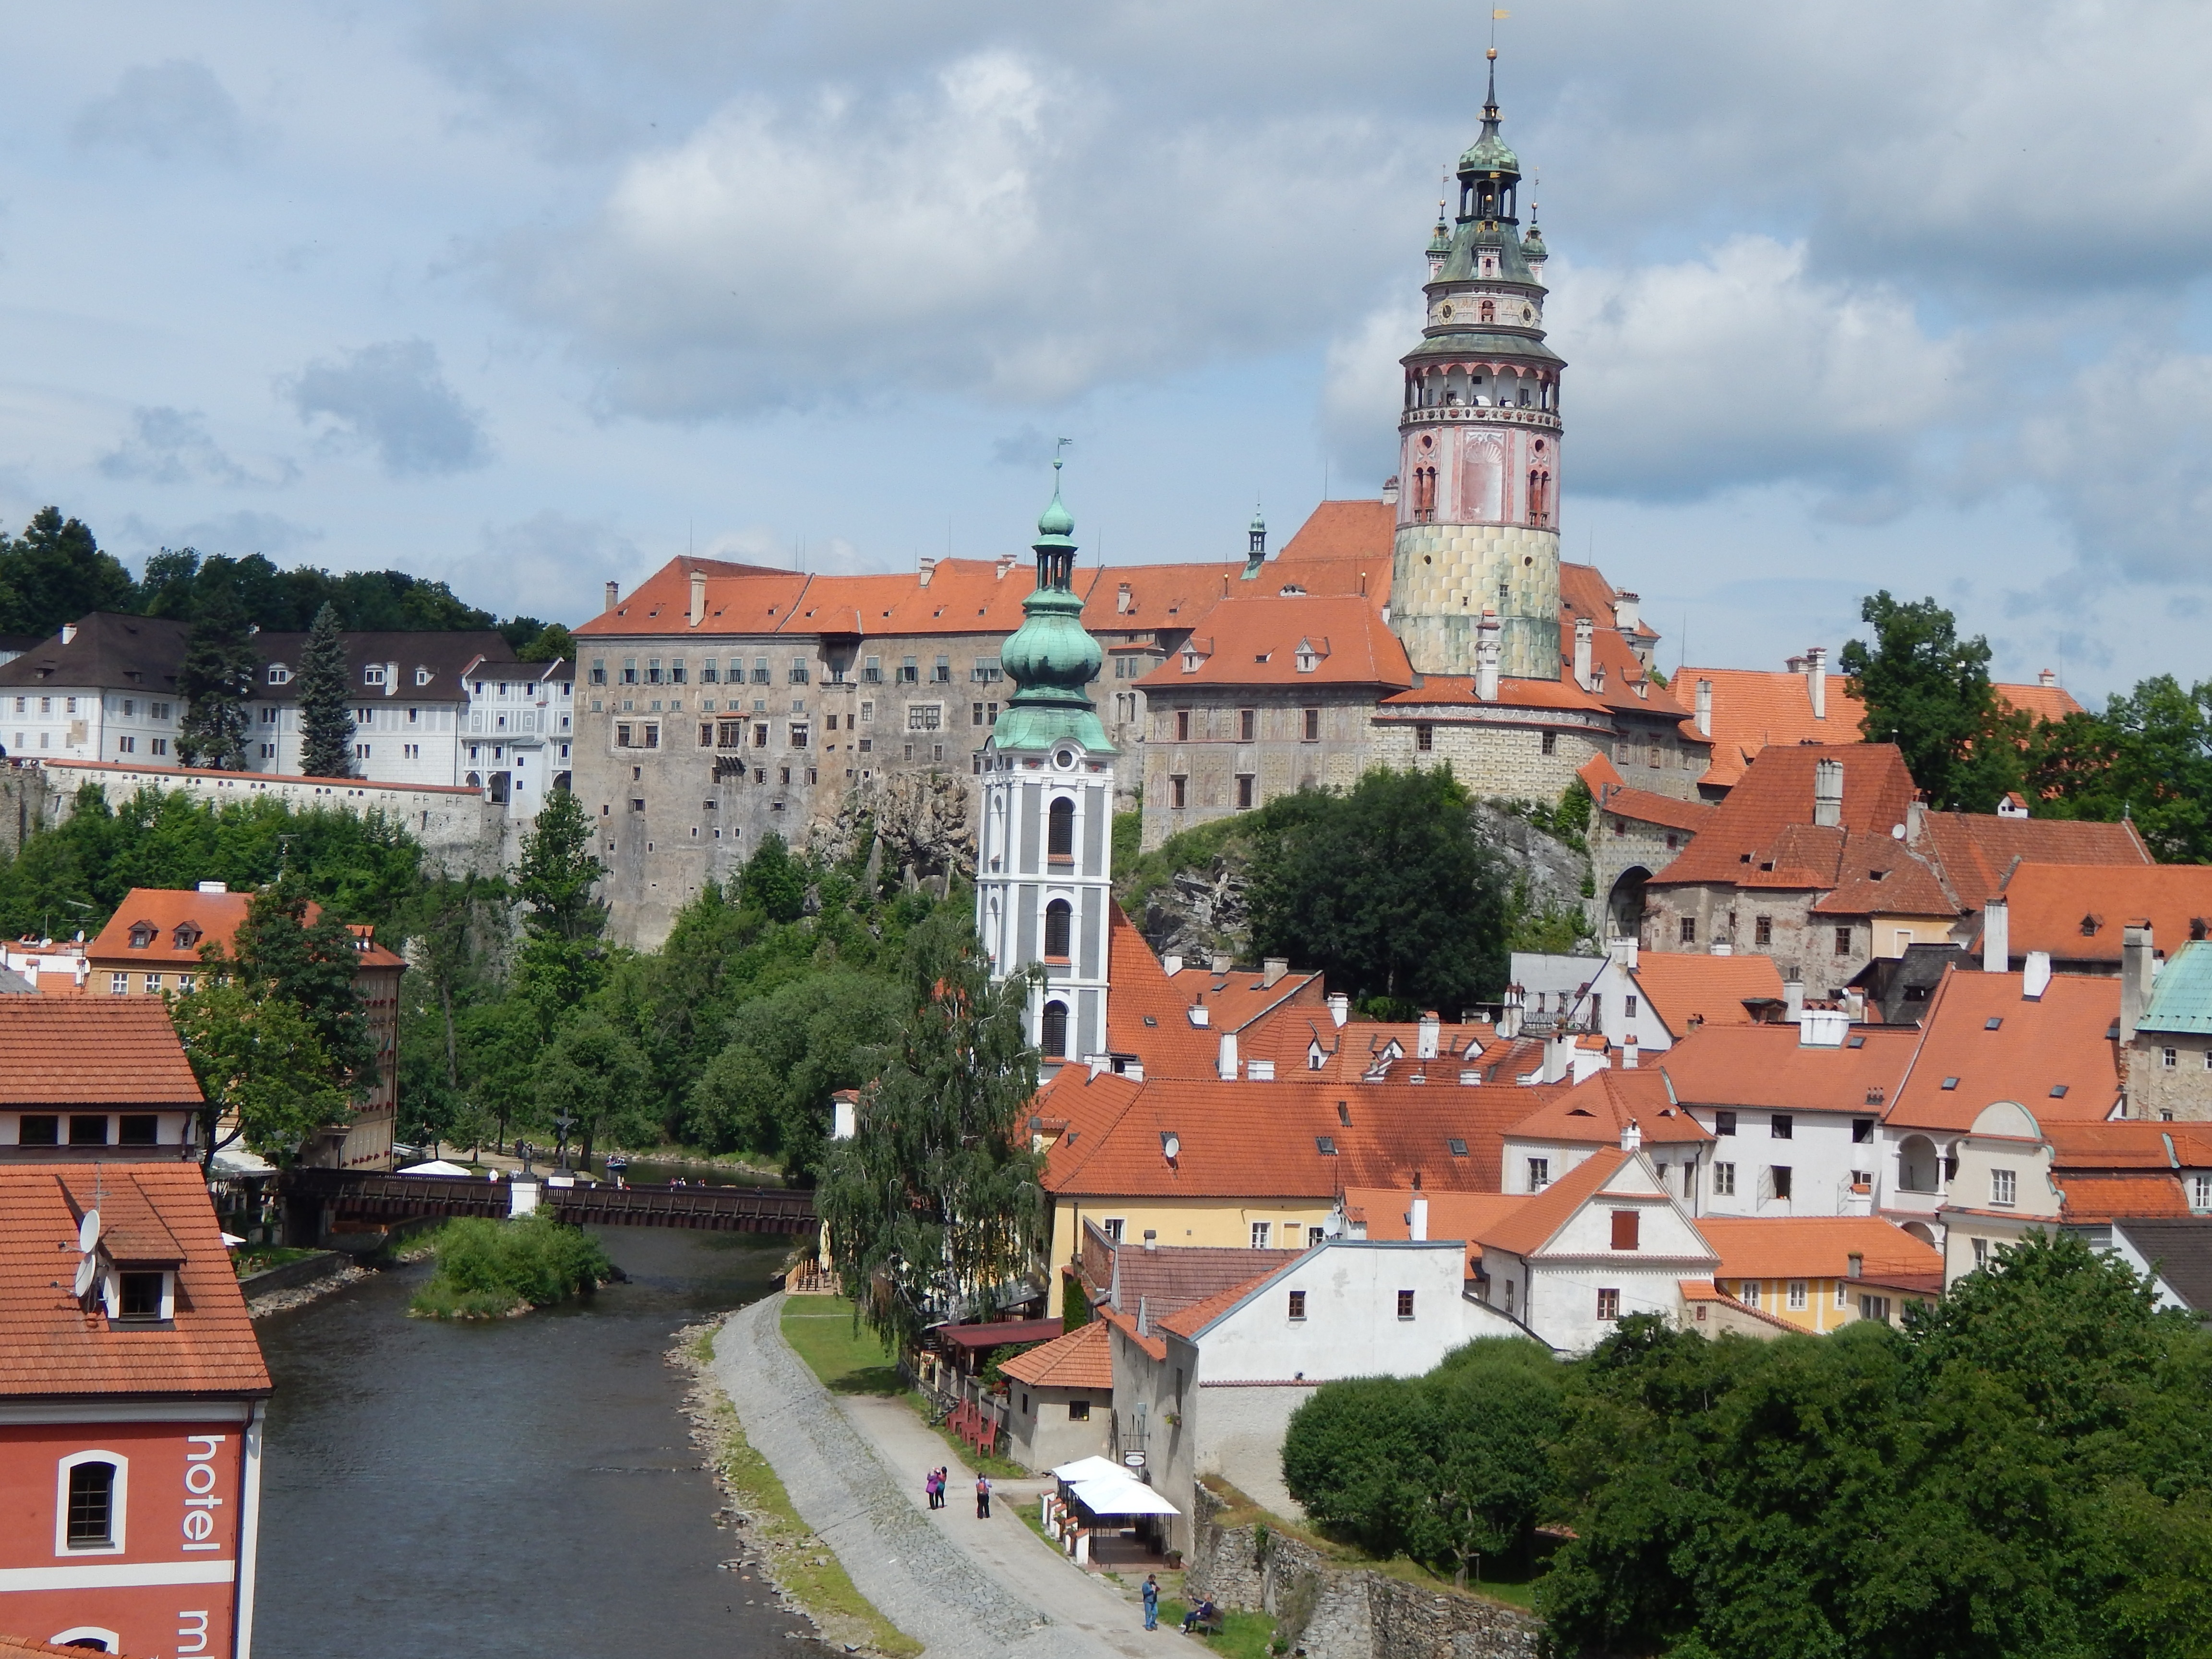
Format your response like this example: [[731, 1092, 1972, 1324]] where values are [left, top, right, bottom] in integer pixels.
[[1185, 1485, 1544, 1659]]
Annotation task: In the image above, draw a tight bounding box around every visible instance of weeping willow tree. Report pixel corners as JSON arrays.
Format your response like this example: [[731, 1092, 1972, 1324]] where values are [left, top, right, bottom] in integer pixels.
[[816, 908, 1047, 1353]]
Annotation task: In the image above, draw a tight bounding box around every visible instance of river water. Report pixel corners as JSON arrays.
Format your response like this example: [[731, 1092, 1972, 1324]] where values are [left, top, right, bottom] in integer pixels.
[[252, 1226, 823, 1659]]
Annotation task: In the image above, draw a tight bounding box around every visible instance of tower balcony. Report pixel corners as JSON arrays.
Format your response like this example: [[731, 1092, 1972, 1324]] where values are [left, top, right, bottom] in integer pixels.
[[1400, 404, 1561, 433]]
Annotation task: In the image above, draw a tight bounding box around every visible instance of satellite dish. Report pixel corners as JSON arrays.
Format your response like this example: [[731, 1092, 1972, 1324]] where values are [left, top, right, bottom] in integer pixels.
[[1162, 1133, 1181, 1161], [72, 1255, 96, 1299], [77, 1211, 99, 1254]]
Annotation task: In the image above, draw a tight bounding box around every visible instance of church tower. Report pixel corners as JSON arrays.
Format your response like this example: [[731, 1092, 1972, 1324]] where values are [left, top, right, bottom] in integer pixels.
[[976, 458, 1117, 1067], [1391, 49, 1564, 681]]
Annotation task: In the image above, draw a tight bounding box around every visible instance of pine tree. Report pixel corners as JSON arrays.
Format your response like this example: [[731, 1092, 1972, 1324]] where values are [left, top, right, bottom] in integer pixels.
[[297, 601, 355, 778], [174, 587, 256, 770]]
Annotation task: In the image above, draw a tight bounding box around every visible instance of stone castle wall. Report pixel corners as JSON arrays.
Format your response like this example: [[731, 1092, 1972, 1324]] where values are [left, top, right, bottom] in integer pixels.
[[1389, 523, 1560, 679]]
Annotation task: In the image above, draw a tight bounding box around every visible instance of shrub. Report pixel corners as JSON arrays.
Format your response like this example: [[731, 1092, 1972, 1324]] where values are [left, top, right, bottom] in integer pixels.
[[409, 1213, 613, 1319]]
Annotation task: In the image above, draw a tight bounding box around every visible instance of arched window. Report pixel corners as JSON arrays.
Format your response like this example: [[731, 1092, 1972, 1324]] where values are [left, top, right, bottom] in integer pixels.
[[1047, 797, 1075, 861], [49, 1631, 118, 1652], [1479, 299, 1495, 324], [1040, 1001, 1069, 1058], [57, 1453, 124, 1553], [1044, 900, 1072, 960]]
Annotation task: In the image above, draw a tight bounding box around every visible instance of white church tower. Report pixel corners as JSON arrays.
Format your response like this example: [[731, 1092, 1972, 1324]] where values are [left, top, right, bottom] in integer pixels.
[[975, 457, 1117, 1066]]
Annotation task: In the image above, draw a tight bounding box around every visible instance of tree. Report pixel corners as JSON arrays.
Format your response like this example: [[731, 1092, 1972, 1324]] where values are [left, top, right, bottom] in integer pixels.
[[529, 1010, 654, 1168], [210, 887, 376, 1092], [515, 622, 575, 663], [170, 980, 348, 1165], [174, 586, 257, 769], [1244, 768, 1508, 1016], [515, 788, 606, 944], [0, 507, 136, 637], [739, 832, 807, 923], [2021, 676, 2212, 862], [296, 601, 356, 778], [815, 909, 1046, 1351], [1839, 591, 2025, 811]]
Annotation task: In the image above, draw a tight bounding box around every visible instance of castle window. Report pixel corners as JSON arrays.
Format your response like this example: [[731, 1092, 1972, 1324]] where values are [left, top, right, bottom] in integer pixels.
[[1044, 901, 1072, 960], [1048, 797, 1075, 861], [1303, 708, 1320, 742], [1415, 723, 1433, 753], [1040, 1001, 1069, 1059]]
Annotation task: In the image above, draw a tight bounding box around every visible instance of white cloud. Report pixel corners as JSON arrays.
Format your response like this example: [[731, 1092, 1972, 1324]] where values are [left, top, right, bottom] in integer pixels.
[[286, 341, 492, 478], [72, 60, 248, 164]]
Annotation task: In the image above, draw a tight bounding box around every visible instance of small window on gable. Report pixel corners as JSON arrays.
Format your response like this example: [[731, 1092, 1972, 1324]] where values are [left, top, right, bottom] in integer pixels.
[[126, 923, 156, 950], [266, 664, 291, 685], [171, 924, 200, 951], [416, 667, 433, 686], [362, 665, 387, 686]]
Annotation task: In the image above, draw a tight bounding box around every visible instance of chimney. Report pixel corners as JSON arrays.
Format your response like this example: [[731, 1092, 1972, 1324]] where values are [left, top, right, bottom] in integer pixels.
[[2121, 925, 2153, 1044], [1475, 610, 1502, 702], [1813, 757, 1844, 828], [1622, 1119, 1642, 1153], [1163, 953, 1184, 976], [1786, 654, 1807, 674], [1263, 957, 1288, 988], [1500, 986, 1523, 1039], [688, 570, 707, 628], [1982, 898, 2009, 973], [2023, 950, 2053, 1000], [1695, 677, 1713, 738], [59, 623, 76, 645], [1573, 616, 1595, 690], [1806, 646, 1827, 720], [1541, 1034, 1571, 1084], [1117, 582, 1133, 615], [1623, 1040, 1639, 1069], [1382, 476, 1401, 507], [384, 661, 399, 698], [995, 552, 1018, 579], [1327, 992, 1349, 1027], [1607, 935, 1639, 970], [1612, 591, 1641, 634], [604, 580, 619, 612], [1905, 797, 1927, 842], [1217, 1032, 1239, 1081], [1844, 988, 1866, 1022], [1417, 1012, 1440, 1059], [918, 555, 937, 587], [1211, 951, 1233, 972], [1784, 976, 1805, 1022], [1409, 1196, 1430, 1241], [2039, 668, 2057, 687]]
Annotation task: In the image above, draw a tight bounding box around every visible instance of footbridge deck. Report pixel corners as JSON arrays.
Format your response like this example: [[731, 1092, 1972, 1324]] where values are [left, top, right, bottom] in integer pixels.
[[287, 1168, 817, 1234]]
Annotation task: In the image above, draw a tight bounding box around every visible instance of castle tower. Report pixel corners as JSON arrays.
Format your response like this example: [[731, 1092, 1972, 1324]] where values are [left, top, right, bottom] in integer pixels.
[[1391, 49, 1564, 681], [976, 459, 1117, 1066]]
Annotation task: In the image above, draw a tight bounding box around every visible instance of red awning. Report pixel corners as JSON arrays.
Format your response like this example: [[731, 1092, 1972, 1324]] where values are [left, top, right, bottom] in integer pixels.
[[932, 1319, 1065, 1351]]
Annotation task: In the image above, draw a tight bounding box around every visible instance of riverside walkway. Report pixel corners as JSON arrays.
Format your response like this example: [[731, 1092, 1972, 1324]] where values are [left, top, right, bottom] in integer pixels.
[[712, 1294, 1171, 1659]]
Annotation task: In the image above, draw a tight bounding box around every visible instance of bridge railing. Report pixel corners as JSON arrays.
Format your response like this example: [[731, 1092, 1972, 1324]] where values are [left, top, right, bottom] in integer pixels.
[[284, 1169, 817, 1234]]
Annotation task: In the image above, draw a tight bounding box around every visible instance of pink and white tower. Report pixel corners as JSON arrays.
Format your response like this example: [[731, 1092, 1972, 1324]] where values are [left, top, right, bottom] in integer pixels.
[[1391, 48, 1564, 681]]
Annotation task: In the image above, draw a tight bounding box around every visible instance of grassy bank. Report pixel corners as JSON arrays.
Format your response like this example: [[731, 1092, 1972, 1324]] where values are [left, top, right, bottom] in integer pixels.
[[684, 1324, 921, 1658], [409, 1213, 613, 1319]]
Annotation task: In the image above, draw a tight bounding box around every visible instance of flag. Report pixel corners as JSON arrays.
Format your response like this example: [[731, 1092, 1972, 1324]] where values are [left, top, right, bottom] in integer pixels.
[[1492, 7, 1510, 16]]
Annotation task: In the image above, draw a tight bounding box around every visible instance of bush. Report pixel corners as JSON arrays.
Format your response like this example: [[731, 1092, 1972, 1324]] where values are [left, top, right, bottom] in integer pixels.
[[409, 1213, 613, 1319]]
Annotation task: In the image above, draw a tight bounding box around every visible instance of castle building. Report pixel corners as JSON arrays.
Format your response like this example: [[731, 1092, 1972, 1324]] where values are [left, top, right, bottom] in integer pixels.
[[976, 464, 1118, 1065], [1390, 49, 1564, 682]]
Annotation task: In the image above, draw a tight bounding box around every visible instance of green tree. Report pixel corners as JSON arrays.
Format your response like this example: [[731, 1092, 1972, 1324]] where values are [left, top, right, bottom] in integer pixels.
[[530, 1009, 654, 1167], [739, 832, 807, 923], [815, 909, 1046, 1351], [1244, 768, 1508, 1014], [174, 586, 258, 769], [2022, 675, 2212, 862], [514, 622, 576, 663], [209, 886, 376, 1092], [516, 788, 606, 944], [0, 507, 137, 636], [169, 980, 348, 1165], [296, 601, 356, 778], [685, 970, 904, 1176], [1839, 591, 2026, 811]]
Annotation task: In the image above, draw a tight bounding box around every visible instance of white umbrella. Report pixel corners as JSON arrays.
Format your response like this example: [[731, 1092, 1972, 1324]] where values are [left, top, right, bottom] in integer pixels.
[[398, 1159, 473, 1177]]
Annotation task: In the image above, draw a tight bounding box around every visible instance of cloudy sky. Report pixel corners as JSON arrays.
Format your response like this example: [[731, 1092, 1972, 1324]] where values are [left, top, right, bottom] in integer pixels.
[[5, 1, 2210, 697]]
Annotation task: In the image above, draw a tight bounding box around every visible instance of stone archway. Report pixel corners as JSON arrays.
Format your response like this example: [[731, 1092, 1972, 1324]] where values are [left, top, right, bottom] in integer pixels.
[[1607, 866, 1652, 939]]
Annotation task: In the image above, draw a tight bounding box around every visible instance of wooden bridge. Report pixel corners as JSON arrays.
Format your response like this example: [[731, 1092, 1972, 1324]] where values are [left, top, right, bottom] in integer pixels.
[[285, 1168, 817, 1235]]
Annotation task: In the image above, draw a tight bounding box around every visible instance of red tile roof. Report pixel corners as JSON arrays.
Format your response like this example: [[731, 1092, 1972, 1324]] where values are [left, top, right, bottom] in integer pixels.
[[1694, 1216, 1942, 1286], [1096, 1302, 1166, 1361], [1649, 744, 1924, 890], [1275, 500, 1394, 565], [0, 1165, 268, 1398], [1995, 863, 2212, 964], [1476, 1146, 1637, 1257], [2053, 1172, 2193, 1223], [1593, 784, 1716, 836], [0, 998, 202, 1106], [88, 888, 258, 969], [1235, 1013, 1511, 1085], [1079, 1233, 1303, 1316], [1339, 1187, 1530, 1243], [1103, 905, 1218, 1079], [1914, 816, 2149, 915], [0, 1636, 149, 1659], [1884, 967, 2121, 1131], [2045, 1121, 2212, 1169], [1631, 953, 1786, 1035], [1134, 593, 1411, 692], [1379, 674, 1608, 713], [1658, 1024, 1922, 1114], [998, 1320, 1114, 1390], [1035, 1072, 1551, 1199], [1162, 961, 1327, 1038], [1505, 1069, 1711, 1146], [1157, 1271, 1279, 1339]]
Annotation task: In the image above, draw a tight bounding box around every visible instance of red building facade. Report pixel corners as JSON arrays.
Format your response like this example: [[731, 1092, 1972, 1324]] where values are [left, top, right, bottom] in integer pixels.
[[0, 1166, 270, 1656]]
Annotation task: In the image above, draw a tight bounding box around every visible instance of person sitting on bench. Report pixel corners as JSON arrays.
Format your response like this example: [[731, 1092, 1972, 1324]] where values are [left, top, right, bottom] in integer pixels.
[[1181, 1598, 1218, 1634]]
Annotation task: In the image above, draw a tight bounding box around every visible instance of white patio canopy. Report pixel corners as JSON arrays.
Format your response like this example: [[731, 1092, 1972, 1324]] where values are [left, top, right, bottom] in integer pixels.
[[1068, 1475, 1181, 1518]]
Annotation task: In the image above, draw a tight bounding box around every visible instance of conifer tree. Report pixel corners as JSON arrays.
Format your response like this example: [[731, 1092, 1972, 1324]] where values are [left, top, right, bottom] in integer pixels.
[[174, 587, 257, 770], [297, 601, 355, 778]]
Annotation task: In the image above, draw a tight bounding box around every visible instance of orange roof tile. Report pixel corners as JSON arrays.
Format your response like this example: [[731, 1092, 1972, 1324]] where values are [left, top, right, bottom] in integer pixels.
[[1160, 960, 1326, 1041], [1659, 1024, 1921, 1115], [1592, 784, 1715, 836], [1695, 1216, 1942, 1286], [1275, 500, 1394, 565], [0, 998, 202, 1106], [1578, 751, 1627, 794], [0, 1165, 268, 1398], [1477, 1146, 1637, 1257], [1338, 1187, 1530, 1243], [576, 558, 809, 637], [1914, 817, 2149, 915], [1379, 674, 1610, 713], [1650, 744, 1922, 890], [998, 1320, 1113, 1390], [1096, 1302, 1166, 1361], [1505, 1069, 1711, 1146], [2045, 1120, 2212, 1169], [88, 888, 257, 969], [1157, 1270, 1281, 1339], [1134, 593, 1411, 692], [1884, 966, 2121, 1131], [2054, 1172, 2193, 1223], [1998, 680, 2087, 724], [0, 1636, 148, 1659], [1240, 1017, 1516, 1086], [1631, 953, 1786, 1035], [1995, 863, 2212, 964], [1103, 905, 1219, 1079]]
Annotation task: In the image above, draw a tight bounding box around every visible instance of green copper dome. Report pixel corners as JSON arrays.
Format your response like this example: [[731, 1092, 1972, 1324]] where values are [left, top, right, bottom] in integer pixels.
[[1459, 131, 1519, 177], [992, 460, 1113, 756], [1521, 222, 1547, 259]]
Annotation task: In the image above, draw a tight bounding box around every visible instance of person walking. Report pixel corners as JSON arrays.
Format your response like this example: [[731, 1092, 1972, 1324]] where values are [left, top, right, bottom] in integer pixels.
[[936, 1467, 949, 1509], [1142, 1574, 1159, 1630], [924, 1468, 938, 1509], [975, 1474, 992, 1519]]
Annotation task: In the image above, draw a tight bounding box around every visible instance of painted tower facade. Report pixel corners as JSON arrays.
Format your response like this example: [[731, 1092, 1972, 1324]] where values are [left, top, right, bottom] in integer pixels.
[[976, 462, 1117, 1065], [1391, 50, 1565, 681]]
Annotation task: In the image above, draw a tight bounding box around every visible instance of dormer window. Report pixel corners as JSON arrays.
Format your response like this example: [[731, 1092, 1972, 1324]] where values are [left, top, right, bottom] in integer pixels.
[[1182, 651, 1202, 673], [415, 668, 433, 686], [171, 924, 201, 951], [362, 666, 387, 687], [112, 1271, 173, 1322], [266, 665, 291, 686], [126, 923, 156, 950], [1295, 639, 1320, 673]]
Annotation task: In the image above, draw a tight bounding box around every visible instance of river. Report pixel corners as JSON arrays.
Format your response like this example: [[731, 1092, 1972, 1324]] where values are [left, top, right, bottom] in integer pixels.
[[251, 1225, 828, 1659]]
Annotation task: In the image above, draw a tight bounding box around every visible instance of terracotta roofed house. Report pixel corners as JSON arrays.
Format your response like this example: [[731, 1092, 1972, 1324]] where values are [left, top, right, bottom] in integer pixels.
[[1501, 1068, 1712, 1202], [1984, 863, 2212, 974], [1694, 1216, 1943, 1333], [998, 1321, 1114, 1473], [0, 1001, 202, 1163]]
